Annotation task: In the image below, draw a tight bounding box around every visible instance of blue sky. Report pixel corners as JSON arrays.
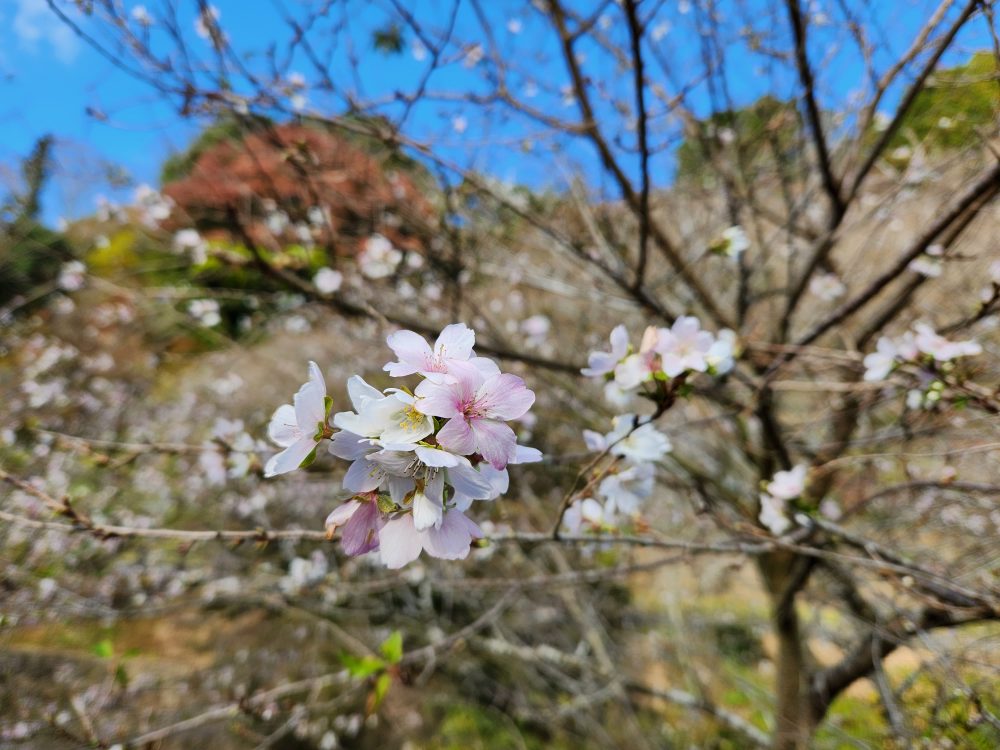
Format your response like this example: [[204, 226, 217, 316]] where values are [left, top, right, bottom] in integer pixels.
[[0, 0, 988, 225]]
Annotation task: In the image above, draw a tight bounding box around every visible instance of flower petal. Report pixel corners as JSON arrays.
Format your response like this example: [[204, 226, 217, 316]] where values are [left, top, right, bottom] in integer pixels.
[[341, 501, 383, 556], [325, 500, 361, 530], [343, 457, 385, 493], [470, 419, 517, 470], [267, 403, 300, 447], [294, 380, 326, 434], [346, 375, 383, 412], [328, 430, 372, 461], [513, 445, 543, 464], [415, 445, 461, 467], [478, 373, 535, 420], [423, 510, 481, 560], [413, 380, 462, 418], [434, 323, 475, 361], [436, 417, 477, 456], [379, 515, 424, 568], [264, 436, 316, 478], [385, 330, 432, 375], [412, 487, 443, 531], [447, 462, 495, 500]]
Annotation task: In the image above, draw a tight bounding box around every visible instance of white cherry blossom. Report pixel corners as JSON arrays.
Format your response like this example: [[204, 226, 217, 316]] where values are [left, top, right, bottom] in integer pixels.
[[264, 362, 328, 477]]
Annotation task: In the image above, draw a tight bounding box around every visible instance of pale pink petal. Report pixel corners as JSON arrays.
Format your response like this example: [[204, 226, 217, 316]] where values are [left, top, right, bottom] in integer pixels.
[[477, 373, 535, 420], [413, 380, 462, 418], [307, 360, 327, 397], [470, 418, 517, 470], [412, 492, 441, 531], [434, 323, 475, 361], [469, 356, 502, 377], [609, 324, 629, 358], [379, 515, 424, 568], [294, 380, 326, 434], [673, 316, 700, 338], [422, 510, 481, 560], [638, 326, 659, 353], [436, 417, 477, 455], [447, 462, 494, 499], [693, 331, 714, 353], [512, 445, 543, 463], [581, 351, 616, 377], [415, 445, 461, 467], [659, 353, 685, 378], [387, 475, 416, 504], [346, 375, 382, 412], [384, 330, 432, 376], [325, 500, 360, 530], [341, 501, 383, 556], [477, 464, 509, 497], [582, 429, 607, 452], [267, 403, 300, 447], [343, 457, 385, 492], [328, 431, 372, 460], [264, 436, 316, 478]]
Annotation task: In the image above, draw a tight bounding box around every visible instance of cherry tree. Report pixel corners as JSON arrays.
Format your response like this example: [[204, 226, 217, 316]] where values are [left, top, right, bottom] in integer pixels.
[[2, 1, 1000, 747]]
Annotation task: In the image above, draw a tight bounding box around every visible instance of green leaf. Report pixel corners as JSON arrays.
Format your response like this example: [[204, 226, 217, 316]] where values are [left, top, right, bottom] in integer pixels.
[[379, 631, 403, 664], [92, 638, 114, 659], [372, 672, 392, 709], [340, 653, 385, 679], [324, 395, 334, 418]]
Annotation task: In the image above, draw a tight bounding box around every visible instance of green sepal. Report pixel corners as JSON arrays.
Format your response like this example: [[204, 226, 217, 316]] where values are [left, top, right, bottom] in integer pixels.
[[376, 493, 400, 514], [298, 445, 318, 469], [324, 395, 334, 418]]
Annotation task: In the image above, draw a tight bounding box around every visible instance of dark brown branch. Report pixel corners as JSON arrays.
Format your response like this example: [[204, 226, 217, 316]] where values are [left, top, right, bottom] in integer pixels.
[[784, 0, 843, 220], [623, 0, 652, 290]]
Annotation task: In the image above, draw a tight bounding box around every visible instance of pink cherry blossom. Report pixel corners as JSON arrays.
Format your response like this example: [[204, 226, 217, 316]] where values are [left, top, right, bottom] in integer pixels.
[[614, 326, 659, 389], [581, 324, 628, 377], [655, 317, 714, 377], [384, 323, 498, 382], [378, 509, 483, 568], [414, 368, 535, 469], [913, 323, 982, 362]]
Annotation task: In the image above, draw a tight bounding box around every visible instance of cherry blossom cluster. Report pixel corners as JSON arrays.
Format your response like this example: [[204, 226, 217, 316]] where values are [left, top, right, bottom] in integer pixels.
[[581, 317, 736, 401], [862, 323, 982, 383], [264, 324, 539, 568], [562, 416, 672, 534], [758, 465, 808, 536]]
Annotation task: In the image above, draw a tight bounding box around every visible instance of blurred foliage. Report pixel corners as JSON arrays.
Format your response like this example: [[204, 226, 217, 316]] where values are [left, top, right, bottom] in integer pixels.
[[676, 95, 803, 182], [885, 51, 1000, 153], [0, 135, 75, 307], [160, 114, 273, 184], [676, 52, 999, 180]]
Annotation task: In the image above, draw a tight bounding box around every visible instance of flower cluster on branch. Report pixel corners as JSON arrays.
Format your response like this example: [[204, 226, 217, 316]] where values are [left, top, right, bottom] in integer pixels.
[[264, 324, 539, 568]]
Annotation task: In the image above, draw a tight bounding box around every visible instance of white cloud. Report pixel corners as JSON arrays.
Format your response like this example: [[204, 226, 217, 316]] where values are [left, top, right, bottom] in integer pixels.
[[14, 0, 80, 64]]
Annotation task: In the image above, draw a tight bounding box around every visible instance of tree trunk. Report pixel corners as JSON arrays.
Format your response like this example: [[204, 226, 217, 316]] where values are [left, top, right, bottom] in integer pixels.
[[760, 551, 814, 750]]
